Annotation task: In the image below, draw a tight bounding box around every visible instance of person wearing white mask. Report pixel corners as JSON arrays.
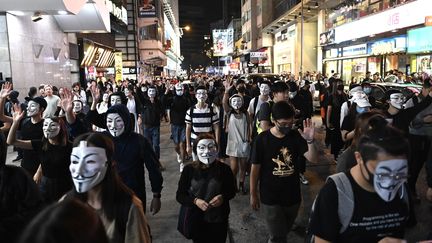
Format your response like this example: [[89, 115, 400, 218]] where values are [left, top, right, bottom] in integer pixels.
[[163, 82, 192, 172], [309, 116, 410, 243], [185, 86, 220, 159], [7, 110, 72, 203], [339, 85, 367, 127], [124, 85, 142, 134], [59, 88, 92, 140], [66, 132, 151, 243], [176, 134, 236, 242], [248, 81, 271, 139], [141, 85, 163, 160], [94, 92, 109, 132], [223, 81, 251, 194]]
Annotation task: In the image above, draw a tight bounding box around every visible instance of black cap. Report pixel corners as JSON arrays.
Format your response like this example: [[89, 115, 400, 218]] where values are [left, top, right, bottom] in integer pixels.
[[385, 89, 403, 100], [9, 90, 19, 102], [28, 97, 47, 110]]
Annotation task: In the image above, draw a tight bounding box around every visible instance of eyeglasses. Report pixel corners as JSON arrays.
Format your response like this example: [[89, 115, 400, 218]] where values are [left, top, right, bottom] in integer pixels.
[[196, 91, 207, 95], [275, 120, 294, 128]]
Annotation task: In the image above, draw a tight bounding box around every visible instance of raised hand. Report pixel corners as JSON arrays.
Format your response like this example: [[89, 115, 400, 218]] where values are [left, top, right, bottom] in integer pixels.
[[90, 84, 100, 102], [0, 82, 12, 99], [12, 103, 25, 122], [298, 118, 315, 142], [60, 88, 74, 112], [223, 80, 233, 91]]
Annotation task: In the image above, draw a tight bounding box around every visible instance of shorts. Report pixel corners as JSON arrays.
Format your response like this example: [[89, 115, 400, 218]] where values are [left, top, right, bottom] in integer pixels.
[[171, 124, 186, 144]]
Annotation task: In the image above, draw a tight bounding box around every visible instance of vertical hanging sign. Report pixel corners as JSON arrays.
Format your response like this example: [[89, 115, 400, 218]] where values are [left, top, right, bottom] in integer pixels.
[[115, 52, 123, 83]]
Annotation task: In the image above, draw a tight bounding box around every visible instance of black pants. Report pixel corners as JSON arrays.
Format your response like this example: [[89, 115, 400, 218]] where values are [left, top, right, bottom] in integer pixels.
[[408, 134, 431, 193], [0, 132, 7, 166], [192, 221, 228, 243], [330, 128, 343, 159]]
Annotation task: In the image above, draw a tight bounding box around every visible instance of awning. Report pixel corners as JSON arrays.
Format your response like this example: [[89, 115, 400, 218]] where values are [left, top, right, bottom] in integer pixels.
[[0, 0, 87, 15], [54, 0, 110, 33]]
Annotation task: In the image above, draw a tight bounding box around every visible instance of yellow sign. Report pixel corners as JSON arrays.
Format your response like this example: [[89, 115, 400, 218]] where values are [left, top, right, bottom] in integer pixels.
[[114, 52, 123, 83]]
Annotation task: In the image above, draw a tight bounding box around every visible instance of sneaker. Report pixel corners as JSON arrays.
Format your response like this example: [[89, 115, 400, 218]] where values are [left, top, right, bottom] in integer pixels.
[[176, 153, 182, 163], [12, 155, 23, 162], [299, 173, 309, 185], [427, 188, 432, 203], [180, 163, 184, 173]]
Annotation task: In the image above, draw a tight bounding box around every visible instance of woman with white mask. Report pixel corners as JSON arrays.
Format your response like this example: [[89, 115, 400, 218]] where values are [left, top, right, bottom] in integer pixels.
[[66, 132, 151, 243], [176, 133, 236, 242], [222, 81, 251, 194], [7, 107, 72, 203]]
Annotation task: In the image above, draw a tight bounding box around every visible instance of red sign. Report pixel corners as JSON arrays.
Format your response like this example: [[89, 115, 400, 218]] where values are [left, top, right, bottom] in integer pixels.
[[230, 63, 239, 70]]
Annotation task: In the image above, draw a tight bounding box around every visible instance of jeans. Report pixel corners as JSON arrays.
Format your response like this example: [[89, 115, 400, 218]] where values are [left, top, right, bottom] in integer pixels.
[[262, 203, 300, 243], [144, 126, 160, 159]]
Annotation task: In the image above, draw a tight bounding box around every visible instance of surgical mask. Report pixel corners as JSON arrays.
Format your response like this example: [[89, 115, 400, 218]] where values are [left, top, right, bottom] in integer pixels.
[[147, 88, 157, 98], [196, 139, 218, 165], [356, 106, 369, 114], [27, 101, 40, 117], [277, 123, 293, 135], [363, 87, 372, 95], [195, 90, 208, 103], [102, 93, 109, 103], [110, 95, 122, 106], [373, 159, 408, 202], [176, 89, 184, 96], [259, 84, 270, 96], [230, 96, 243, 110], [70, 141, 108, 193], [390, 93, 405, 110], [72, 101, 83, 114], [43, 118, 60, 139], [106, 113, 125, 137], [289, 91, 297, 99], [141, 86, 148, 93]]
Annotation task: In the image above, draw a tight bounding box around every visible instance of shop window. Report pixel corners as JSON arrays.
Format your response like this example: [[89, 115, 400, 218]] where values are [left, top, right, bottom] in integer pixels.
[[139, 25, 157, 40]]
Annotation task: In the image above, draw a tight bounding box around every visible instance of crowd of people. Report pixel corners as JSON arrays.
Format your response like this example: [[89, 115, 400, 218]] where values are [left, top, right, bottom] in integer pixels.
[[0, 70, 431, 242]]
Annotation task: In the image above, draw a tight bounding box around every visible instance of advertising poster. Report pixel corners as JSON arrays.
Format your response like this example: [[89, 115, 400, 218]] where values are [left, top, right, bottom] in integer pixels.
[[139, 0, 157, 18], [212, 29, 234, 56], [115, 52, 123, 82]]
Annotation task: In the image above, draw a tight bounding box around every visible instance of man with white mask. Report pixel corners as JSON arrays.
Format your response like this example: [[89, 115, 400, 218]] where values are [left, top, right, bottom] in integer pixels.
[[141, 85, 164, 160], [60, 88, 92, 140], [248, 81, 272, 139], [0, 83, 47, 175], [339, 85, 367, 127], [163, 82, 191, 171], [185, 85, 220, 159], [104, 104, 163, 214], [309, 116, 411, 243]]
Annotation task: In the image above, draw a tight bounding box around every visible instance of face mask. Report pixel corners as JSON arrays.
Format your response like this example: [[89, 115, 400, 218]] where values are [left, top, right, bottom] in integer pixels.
[[277, 125, 293, 135], [356, 106, 369, 114], [147, 88, 157, 98], [195, 90, 208, 103], [106, 113, 125, 137], [259, 84, 270, 96], [124, 88, 130, 97], [110, 95, 122, 106], [363, 87, 372, 95], [289, 91, 297, 99], [102, 93, 109, 102], [70, 141, 108, 193], [196, 139, 218, 165], [350, 91, 366, 100], [390, 93, 405, 110], [141, 86, 148, 93], [176, 89, 184, 96], [230, 96, 243, 110], [27, 101, 40, 117], [373, 159, 408, 202], [72, 101, 83, 114], [237, 86, 246, 93], [209, 81, 214, 87], [43, 118, 60, 139]]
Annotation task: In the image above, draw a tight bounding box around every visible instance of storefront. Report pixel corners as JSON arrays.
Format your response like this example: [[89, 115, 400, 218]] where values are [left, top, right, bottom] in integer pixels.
[[250, 47, 272, 73], [80, 39, 117, 82], [407, 26, 432, 75], [274, 27, 295, 74]]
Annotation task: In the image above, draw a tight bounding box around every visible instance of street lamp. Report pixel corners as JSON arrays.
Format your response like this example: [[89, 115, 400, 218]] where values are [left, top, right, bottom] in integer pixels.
[[179, 25, 191, 36]]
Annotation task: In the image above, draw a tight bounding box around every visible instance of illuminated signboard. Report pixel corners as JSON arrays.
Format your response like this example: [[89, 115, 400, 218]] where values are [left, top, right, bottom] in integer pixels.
[[342, 44, 367, 57], [367, 36, 406, 55], [407, 27, 432, 53], [105, 0, 127, 24], [212, 29, 234, 57], [115, 52, 123, 82]]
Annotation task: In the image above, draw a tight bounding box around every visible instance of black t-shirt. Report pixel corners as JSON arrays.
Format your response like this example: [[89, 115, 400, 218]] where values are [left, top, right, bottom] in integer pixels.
[[309, 171, 409, 243], [341, 113, 356, 132], [31, 140, 73, 179], [251, 130, 307, 206], [142, 98, 163, 126], [164, 94, 191, 125], [18, 118, 43, 173], [257, 101, 273, 122], [328, 94, 347, 129]]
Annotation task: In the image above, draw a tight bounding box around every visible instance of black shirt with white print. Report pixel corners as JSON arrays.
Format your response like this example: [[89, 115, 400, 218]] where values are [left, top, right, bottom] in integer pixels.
[[251, 129, 307, 206], [309, 170, 408, 243]]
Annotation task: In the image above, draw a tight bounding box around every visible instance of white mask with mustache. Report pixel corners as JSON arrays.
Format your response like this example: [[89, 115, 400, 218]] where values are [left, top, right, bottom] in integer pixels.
[[374, 159, 408, 202]]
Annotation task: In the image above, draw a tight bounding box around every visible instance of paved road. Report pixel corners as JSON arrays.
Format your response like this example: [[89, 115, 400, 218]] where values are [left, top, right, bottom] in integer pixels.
[[5, 116, 432, 242]]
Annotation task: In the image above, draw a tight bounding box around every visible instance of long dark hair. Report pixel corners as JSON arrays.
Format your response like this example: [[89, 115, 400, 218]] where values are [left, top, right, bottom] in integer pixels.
[[191, 133, 222, 172], [69, 133, 133, 239]]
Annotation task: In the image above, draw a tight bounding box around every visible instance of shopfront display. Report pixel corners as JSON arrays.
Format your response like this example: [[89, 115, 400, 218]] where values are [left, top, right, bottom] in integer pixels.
[[407, 27, 432, 75]]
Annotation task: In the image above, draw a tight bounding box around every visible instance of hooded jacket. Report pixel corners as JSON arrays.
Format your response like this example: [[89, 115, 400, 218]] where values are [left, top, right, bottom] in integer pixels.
[[104, 104, 163, 202]]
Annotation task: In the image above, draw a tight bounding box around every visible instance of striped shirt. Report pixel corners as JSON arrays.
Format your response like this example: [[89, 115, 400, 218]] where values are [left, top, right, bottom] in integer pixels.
[[185, 104, 219, 139]]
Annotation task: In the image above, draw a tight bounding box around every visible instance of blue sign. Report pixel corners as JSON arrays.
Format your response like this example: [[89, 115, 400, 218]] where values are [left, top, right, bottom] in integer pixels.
[[408, 27, 432, 53], [367, 35, 406, 55]]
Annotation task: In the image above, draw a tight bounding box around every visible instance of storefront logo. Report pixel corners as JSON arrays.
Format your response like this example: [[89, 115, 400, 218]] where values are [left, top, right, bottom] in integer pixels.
[[105, 0, 127, 25], [368, 36, 406, 55], [342, 44, 367, 57]]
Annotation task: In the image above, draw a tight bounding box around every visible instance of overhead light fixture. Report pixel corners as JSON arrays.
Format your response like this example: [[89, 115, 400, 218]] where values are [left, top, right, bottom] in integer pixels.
[[315, 2, 319, 7], [57, 10, 68, 15], [308, 7, 311, 12], [32, 12, 43, 22]]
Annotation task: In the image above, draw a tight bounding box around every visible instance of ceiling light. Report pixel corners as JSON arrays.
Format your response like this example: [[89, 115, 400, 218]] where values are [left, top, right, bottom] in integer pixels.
[[315, 2, 319, 7], [57, 10, 68, 15], [32, 12, 43, 22]]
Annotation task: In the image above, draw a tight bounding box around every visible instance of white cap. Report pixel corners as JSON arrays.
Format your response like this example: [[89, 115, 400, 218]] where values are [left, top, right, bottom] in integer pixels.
[[354, 98, 371, 108]]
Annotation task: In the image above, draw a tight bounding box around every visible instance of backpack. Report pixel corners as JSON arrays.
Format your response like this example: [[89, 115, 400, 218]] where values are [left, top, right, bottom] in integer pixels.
[[255, 100, 274, 135], [306, 172, 409, 242]]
